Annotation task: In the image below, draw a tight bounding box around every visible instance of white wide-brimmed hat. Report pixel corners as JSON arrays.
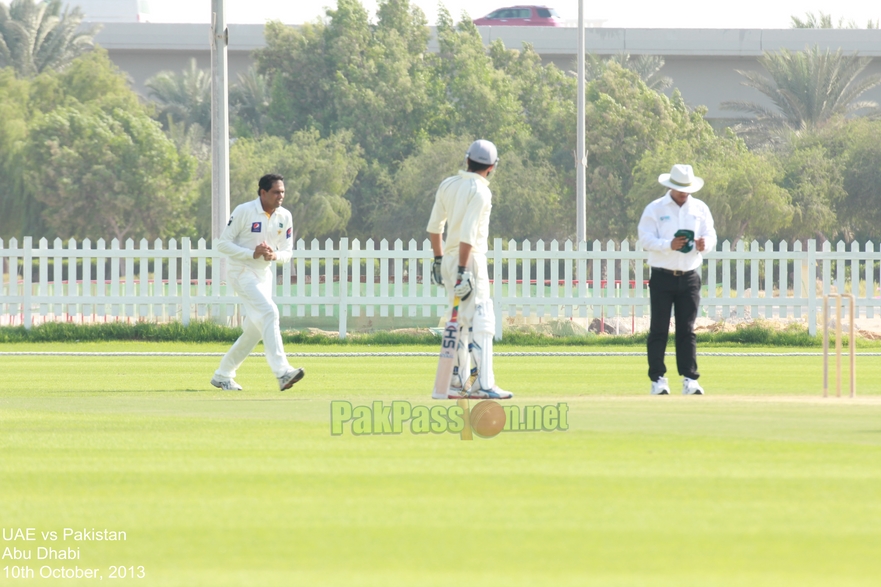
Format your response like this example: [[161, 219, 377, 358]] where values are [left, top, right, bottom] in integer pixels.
[[658, 164, 704, 193]]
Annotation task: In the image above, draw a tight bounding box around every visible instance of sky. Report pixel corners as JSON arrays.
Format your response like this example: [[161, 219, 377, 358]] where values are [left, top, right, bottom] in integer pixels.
[[140, 0, 881, 28]]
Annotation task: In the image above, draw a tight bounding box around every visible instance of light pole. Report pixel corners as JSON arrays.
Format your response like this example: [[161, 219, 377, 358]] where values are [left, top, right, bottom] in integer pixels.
[[576, 0, 587, 243], [211, 0, 230, 281]]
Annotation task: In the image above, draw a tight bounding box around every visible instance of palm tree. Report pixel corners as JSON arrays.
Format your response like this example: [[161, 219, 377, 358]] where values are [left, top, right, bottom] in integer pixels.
[[721, 46, 881, 142], [791, 11, 879, 29], [230, 67, 269, 136], [0, 0, 98, 77], [573, 53, 673, 92], [145, 58, 212, 133]]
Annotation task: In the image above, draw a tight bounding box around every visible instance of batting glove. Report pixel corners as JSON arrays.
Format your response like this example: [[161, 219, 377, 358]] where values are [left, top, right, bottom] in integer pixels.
[[453, 266, 473, 301], [430, 256, 443, 286]]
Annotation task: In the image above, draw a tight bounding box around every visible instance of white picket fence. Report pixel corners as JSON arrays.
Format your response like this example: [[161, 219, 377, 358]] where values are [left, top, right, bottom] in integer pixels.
[[1, 236, 879, 338]]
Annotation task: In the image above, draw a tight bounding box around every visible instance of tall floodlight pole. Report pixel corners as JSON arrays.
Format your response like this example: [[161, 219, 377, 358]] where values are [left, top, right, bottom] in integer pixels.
[[211, 0, 230, 272], [576, 0, 587, 243]]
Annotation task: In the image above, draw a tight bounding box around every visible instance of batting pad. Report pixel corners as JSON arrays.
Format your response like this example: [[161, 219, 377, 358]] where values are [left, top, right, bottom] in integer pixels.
[[471, 300, 495, 390]]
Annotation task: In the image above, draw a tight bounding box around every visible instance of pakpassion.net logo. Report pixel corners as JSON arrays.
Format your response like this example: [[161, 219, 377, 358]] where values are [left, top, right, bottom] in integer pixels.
[[330, 400, 569, 440]]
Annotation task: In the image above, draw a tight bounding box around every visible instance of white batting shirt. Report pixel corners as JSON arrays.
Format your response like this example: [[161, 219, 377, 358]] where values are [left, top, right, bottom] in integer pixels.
[[637, 191, 717, 272], [215, 198, 294, 272], [426, 171, 492, 256]]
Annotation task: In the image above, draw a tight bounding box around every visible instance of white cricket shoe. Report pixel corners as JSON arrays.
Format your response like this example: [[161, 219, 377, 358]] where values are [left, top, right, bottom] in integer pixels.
[[210, 376, 243, 391], [465, 386, 513, 400], [650, 377, 670, 395], [278, 368, 305, 391], [682, 378, 704, 395]]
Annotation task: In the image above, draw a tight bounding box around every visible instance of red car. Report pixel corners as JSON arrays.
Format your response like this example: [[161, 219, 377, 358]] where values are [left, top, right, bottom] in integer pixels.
[[473, 5, 563, 26]]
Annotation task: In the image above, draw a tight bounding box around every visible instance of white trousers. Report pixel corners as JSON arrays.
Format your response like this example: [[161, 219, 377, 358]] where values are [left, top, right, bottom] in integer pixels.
[[441, 253, 496, 389], [215, 267, 291, 379]]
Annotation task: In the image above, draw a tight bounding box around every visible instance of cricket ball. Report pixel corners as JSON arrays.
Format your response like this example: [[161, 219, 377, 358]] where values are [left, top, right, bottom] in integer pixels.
[[470, 400, 506, 438]]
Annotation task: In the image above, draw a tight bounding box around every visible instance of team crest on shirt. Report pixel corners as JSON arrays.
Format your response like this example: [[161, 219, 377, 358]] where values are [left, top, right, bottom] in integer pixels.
[[251, 221, 262, 233], [660, 216, 670, 222], [286, 227, 292, 239]]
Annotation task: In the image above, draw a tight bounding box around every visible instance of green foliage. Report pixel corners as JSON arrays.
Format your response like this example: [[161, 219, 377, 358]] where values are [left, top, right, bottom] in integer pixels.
[[200, 130, 364, 242], [368, 136, 468, 242], [431, 11, 529, 152], [1, 319, 865, 348], [585, 64, 714, 239], [629, 133, 793, 243], [776, 141, 845, 241], [583, 53, 673, 92], [490, 153, 568, 241], [145, 57, 212, 133], [26, 104, 196, 241], [0, 67, 36, 239], [230, 67, 270, 137], [2, 50, 193, 243], [809, 118, 881, 241], [722, 46, 881, 143], [791, 11, 879, 29], [0, 0, 98, 77], [258, 0, 431, 164]]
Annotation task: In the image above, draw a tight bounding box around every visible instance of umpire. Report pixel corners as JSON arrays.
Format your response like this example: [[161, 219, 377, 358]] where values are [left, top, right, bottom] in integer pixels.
[[637, 164, 717, 395]]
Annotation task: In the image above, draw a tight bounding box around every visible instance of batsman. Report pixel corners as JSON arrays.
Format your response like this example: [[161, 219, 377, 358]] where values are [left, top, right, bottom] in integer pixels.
[[427, 140, 513, 400]]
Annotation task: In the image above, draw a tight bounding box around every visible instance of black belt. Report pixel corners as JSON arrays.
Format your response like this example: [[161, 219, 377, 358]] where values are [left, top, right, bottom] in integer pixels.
[[652, 267, 696, 277]]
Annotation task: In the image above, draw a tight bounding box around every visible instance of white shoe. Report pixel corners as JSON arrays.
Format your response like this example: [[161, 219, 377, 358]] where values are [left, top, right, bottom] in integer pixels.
[[682, 378, 704, 395], [432, 390, 461, 399], [278, 368, 305, 391], [465, 385, 513, 400], [210, 376, 243, 391], [650, 377, 670, 395]]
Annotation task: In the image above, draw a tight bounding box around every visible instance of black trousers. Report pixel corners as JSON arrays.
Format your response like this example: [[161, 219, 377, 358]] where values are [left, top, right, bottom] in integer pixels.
[[647, 268, 701, 382]]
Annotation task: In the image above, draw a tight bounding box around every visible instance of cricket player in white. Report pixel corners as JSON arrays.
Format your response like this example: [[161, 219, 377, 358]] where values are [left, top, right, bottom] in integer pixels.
[[210, 174, 305, 391], [426, 140, 513, 400]]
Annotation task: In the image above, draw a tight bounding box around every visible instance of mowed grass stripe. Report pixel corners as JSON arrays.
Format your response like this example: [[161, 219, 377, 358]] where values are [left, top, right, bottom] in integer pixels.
[[1, 351, 880, 586]]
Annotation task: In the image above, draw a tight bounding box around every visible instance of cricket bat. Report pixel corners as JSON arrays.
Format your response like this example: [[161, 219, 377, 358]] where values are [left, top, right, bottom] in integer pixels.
[[432, 295, 461, 399]]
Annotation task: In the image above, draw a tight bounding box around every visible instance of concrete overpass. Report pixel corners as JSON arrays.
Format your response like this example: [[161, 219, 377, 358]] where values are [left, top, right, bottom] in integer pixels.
[[92, 24, 881, 119]]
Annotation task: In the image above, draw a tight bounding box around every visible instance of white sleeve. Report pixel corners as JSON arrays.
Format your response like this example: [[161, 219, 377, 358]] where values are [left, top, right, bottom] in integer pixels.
[[215, 212, 255, 262], [426, 189, 447, 235], [275, 215, 294, 264], [700, 204, 717, 253], [637, 205, 671, 252], [460, 188, 488, 247]]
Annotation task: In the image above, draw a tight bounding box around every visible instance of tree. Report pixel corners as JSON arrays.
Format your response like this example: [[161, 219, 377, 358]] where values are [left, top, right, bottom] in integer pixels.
[[0, 0, 98, 77], [1, 50, 153, 241], [489, 41, 577, 160], [802, 118, 881, 241], [0, 68, 37, 239], [721, 46, 881, 142], [431, 9, 529, 152], [255, 0, 435, 235], [230, 67, 269, 137], [628, 134, 794, 244], [25, 105, 197, 242], [791, 11, 879, 29], [368, 137, 468, 242], [776, 141, 845, 242], [206, 130, 365, 243], [583, 63, 714, 239], [145, 58, 212, 133], [577, 53, 673, 92]]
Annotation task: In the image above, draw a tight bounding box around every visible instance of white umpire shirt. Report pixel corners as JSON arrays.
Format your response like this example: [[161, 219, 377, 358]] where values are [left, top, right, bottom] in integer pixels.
[[215, 198, 294, 273], [426, 171, 492, 257], [637, 191, 717, 272]]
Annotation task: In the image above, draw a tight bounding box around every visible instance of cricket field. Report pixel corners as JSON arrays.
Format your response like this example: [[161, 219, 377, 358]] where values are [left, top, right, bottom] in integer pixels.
[[1, 342, 880, 586]]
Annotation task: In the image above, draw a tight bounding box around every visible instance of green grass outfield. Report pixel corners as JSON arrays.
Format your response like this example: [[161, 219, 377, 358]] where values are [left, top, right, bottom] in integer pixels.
[[1, 343, 880, 586]]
